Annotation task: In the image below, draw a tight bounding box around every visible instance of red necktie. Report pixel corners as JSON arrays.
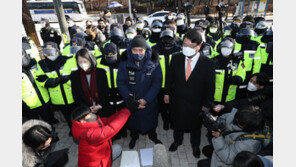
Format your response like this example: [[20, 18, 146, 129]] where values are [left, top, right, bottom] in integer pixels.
[[186, 58, 192, 81]]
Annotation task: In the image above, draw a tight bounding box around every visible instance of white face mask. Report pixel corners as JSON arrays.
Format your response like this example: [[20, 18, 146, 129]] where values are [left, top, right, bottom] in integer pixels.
[[152, 28, 161, 33], [168, 16, 173, 20], [177, 20, 184, 26], [224, 30, 231, 36], [221, 47, 232, 57], [68, 21, 74, 27], [47, 54, 59, 61], [247, 82, 258, 91], [41, 23, 46, 28], [182, 46, 196, 57], [126, 33, 135, 39], [79, 62, 91, 71], [136, 23, 144, 29], [210, 27, 218, 33]]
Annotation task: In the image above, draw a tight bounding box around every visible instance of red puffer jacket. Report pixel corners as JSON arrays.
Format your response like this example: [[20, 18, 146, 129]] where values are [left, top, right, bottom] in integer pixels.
[[72, 108, 131, 167]]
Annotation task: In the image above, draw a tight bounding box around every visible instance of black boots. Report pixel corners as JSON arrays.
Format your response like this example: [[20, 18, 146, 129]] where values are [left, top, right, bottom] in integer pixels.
[[169, 142, 182, 152], [192, 145, 201, 158]]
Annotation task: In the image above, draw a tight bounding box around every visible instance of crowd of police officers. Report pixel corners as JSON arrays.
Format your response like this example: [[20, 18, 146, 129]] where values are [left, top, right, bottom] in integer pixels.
[[22, 8, 273, 163]]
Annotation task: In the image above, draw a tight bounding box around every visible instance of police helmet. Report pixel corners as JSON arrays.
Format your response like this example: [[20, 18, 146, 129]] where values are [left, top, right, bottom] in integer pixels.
[[237, 28, 257, 38], [125, 27, 137, 34], [74, 32, 88, 39], [110, 28, 124, 38], [151, 20, 163, 28], [239, 21, 254, 30], [217, 37, 235, 53], [160, 29, 174, 39], [176, 13, 186, 20], [142, 28, 152, 39], [255, 21, 268, 29], [261, 28, 273, 43], [233, 16, 242, 23], [195, 19, 209, 29]]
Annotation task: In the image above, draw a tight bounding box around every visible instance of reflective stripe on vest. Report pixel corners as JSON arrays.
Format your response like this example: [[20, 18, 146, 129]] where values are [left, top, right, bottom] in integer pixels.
[[22, 70, 50, 109], [36, 60, 75, 105], [243, 50, 256, 72], [159, 55, 172, 88], [147, 39, 156, 47], [97, 57, 118, 88]]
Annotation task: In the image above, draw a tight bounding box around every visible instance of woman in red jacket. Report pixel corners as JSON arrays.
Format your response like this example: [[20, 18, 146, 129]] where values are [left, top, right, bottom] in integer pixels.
[[71, 105, 132, 167]]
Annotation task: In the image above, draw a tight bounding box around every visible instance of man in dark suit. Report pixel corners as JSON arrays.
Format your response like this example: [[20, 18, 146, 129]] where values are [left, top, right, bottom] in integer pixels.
[[164, 30, 215, 158]]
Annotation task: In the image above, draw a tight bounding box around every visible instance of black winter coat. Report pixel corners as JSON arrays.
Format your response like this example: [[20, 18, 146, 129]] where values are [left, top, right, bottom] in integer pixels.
[[166, 52, 215, 130]]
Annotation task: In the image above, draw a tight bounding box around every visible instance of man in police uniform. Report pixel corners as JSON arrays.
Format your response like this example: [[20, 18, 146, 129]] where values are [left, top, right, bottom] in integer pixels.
[[22, 49, 58, 124], [97, 42, 127, 139], [40, 18, 62, 49], [152, 29, 181, 130], [36, 42, 76, 135], [147, 20, 163, 47], [212, 38, 246, 108]]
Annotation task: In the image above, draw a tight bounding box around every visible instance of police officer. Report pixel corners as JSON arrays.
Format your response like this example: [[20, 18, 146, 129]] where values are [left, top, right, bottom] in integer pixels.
[[107, 27, 129, 54], [62, 36, 85, 57], [147, 20, 163, 47], [66, 17, 84, 39], [235, 22, 260, 99], [97, 42, 127, 139], [206, 22, 221, 48], [176, 13, 188, 38], [135, 18, 146, 37], [36, 42, 76, 135], [152, 29, 181, 130], [22, 49, 58, 124], [212, 38, 246, 107], [125, 26, 137, 41], [192, 27, 218, 58], [252, 21, 269, 44], [253, 29, 273, 84], [40, 18, 62, 49], [162, 24, 183, 46], [22, 36, 41, 61]]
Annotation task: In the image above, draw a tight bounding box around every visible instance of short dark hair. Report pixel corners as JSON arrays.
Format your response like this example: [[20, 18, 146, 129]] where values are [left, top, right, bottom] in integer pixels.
[[252, 73, 269, 87], [71, 105, 91, 121], [125, 16, 133, 22], [75, 48, 98, 69], [233, 151, 264, 167], [98, 18, 106, 23], [183, 30, 203, 45], [243, 15, 255, 24], [86, 25, 98, 32], [23, 125, 52, 149], [235, 105, 264, 133], [85, 20, 92, 24]]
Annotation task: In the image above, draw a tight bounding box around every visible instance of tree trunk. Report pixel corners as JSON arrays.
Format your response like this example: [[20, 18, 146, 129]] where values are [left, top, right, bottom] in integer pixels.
[[22, 0, 41, 48]]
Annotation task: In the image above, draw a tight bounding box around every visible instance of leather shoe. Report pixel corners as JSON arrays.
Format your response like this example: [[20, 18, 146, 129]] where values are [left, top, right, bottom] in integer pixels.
[[129, 138, 137, 149], [169, 142, 182, 152], [150, 138, 162, 144], [192, 145, 201, 158]]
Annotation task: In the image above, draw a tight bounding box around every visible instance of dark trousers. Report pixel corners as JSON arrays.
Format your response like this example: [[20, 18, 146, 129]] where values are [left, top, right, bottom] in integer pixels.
[[56, 104, 74, 130], [157, 90, 170, 124], [197, 159, 211, 167], [173, 128, 201, 146], [23, 104, 55, 126], [130, 128, 158, 140]]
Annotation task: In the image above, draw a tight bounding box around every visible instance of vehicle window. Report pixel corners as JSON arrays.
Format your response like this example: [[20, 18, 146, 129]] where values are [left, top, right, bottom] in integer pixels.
[[153, 12, 168, 17]]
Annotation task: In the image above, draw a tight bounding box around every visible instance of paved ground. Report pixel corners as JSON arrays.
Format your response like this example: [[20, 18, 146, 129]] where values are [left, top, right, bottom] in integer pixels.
[[52, 110, 210, 167]]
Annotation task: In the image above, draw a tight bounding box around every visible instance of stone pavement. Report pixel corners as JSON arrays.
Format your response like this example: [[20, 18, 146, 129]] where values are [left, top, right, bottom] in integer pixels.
[[52, 111, 210, 167]]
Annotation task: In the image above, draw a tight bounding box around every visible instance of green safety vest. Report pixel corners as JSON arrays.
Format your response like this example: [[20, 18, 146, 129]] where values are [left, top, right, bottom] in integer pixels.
[[159, 55, 172, 88], [146, 39, 157, 47], [96, 57, 118, 88], [22, 69, 50, 109], [242, 50, 261, 72], [251, 35, 264, 45], [35, 59, 76, 105], [253, 43, 272, 74], [214, 60, 246, 102]]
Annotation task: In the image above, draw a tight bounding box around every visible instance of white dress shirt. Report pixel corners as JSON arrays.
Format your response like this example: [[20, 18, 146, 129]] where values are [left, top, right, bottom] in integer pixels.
[[185, 52, 200, 74]]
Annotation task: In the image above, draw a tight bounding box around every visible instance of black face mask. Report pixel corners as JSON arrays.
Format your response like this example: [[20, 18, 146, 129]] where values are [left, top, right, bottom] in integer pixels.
[[236, 35, 251, 44], [162, 37, 174, 45], [111, 36, 124, 44], [254, 28, 267, 36], [98, 25, 105, 30]]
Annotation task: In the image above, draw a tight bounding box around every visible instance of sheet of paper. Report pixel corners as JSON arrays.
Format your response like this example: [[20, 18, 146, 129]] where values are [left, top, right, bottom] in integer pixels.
[[120, 151, 140, 167], [140, 148, 153, 166]]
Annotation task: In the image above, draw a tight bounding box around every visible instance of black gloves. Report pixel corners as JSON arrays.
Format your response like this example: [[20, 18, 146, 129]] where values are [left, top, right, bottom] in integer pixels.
[[44, 76, 70, 88], [126, 95, 140, 114], [59, 75, 70, 84]]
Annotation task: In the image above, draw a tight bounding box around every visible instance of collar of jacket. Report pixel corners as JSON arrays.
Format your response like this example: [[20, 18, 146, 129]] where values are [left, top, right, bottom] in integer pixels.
[[125, 42, 159, 71], [22, 120, 52, 167]]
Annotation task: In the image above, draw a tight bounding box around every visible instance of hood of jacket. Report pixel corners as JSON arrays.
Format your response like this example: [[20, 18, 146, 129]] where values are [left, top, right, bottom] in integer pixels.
[[72, 117, 101, 140], [121, 42, 159, 72], [22, 120, 52, 167]]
